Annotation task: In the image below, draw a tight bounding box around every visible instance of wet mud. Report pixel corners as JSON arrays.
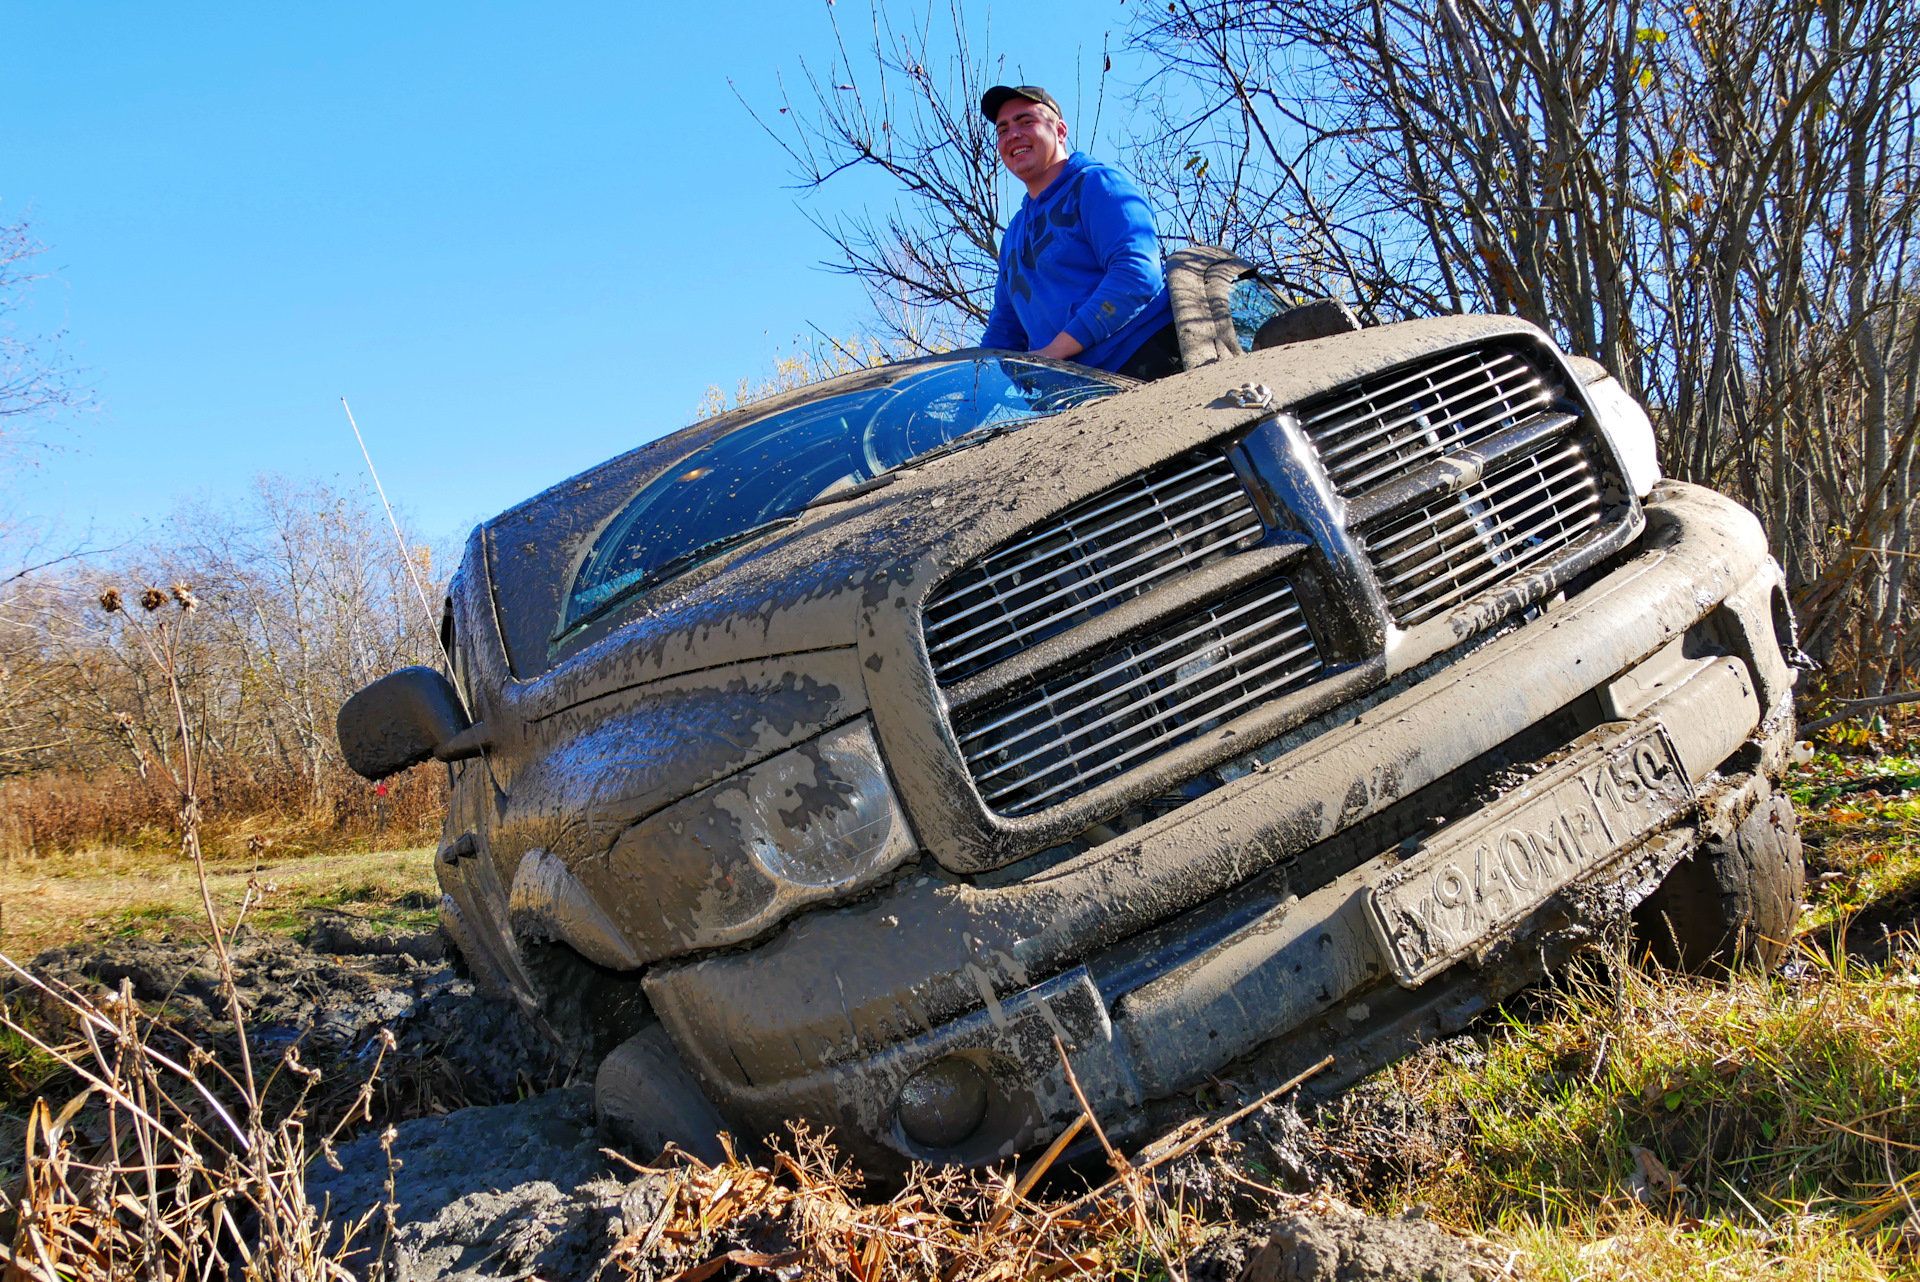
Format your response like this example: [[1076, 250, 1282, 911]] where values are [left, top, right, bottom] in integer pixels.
[[25, 915, 569, 1104], [1185, 1211, 1511, 1282], [13, 926, 1520, 1280]]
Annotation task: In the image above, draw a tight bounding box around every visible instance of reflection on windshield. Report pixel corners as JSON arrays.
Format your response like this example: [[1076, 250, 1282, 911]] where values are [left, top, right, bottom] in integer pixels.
[[559, 357, 1119, 638]]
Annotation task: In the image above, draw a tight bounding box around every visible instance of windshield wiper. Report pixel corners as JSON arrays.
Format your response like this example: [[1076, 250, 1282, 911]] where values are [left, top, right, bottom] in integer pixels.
[[887, 422, 1024, 474], [556, 516, 800, 640]]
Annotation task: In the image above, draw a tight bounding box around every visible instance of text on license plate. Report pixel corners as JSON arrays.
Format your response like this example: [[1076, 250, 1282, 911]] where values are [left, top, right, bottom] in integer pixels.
[[1365, 723, 1693, 986]]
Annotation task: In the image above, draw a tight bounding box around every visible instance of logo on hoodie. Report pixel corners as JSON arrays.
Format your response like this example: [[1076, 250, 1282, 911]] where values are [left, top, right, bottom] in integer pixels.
[[1007, 172, 1086, 304]]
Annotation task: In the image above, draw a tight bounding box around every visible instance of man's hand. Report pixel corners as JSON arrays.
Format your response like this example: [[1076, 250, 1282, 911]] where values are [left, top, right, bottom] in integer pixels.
[[1030, 332, 1085, 362]]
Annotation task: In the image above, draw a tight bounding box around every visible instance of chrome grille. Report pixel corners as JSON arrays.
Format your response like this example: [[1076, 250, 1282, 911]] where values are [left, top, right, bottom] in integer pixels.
[[924, 452, 1262, 684], [1363, 439, 1603, 626], [954, 577, 1322, 816], [1298, 347, 1555, 498]]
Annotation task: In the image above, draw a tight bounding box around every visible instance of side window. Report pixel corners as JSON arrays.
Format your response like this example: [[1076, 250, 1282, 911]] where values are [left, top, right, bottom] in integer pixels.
[[1229, 277, 1289, 351]]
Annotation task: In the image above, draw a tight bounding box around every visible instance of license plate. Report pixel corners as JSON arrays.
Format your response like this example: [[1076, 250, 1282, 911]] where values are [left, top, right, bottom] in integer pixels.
[[1365, 723, 1693, 986]]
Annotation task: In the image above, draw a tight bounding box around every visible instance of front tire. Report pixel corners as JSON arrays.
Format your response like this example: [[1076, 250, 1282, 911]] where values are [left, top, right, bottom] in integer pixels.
[[1632, 791, 1804, 972], [595, 1023, 729, 1165]]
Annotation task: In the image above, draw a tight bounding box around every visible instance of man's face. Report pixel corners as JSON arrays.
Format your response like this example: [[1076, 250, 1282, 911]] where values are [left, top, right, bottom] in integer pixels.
[[995, 98, 1069, 184]]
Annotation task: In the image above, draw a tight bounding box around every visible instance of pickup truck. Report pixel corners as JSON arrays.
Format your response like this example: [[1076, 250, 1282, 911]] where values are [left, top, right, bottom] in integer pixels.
[[339, 248, 1804, 1177]]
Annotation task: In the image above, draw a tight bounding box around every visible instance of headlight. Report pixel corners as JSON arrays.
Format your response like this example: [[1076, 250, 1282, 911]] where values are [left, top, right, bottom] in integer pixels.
[[582, 716, 918, 966], [1583, 372, 1662, 499]]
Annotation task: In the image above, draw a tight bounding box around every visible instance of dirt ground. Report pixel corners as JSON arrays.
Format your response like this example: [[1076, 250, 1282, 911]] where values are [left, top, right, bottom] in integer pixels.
[[10, 748, 1920, 1279], [8, 922, 1515, 1281]]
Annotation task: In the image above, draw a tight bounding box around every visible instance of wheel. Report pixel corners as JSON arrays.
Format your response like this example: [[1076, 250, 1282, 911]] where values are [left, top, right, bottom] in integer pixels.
[[595, 1023, 729, 1165], [1632, 792, 1804, 972]]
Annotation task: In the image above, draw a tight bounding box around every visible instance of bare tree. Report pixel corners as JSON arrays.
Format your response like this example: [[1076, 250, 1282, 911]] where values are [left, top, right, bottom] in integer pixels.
[[2, 478, 443, 811], [0, 212, 88, 439], [1129, 0, 1920, 701], [748, 2, 1115, 352]]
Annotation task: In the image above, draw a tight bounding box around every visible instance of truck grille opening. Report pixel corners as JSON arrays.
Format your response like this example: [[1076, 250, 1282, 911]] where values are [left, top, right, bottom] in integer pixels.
[[1297, 346, 1554, 498], [953, 576, 1322, 816], [923, 451, 1262, 684], [1362, 438, 1603, 626]]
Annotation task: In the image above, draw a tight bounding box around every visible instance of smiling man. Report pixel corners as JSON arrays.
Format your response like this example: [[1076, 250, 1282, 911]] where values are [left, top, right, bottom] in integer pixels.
[[978, 85, 1181, 380]]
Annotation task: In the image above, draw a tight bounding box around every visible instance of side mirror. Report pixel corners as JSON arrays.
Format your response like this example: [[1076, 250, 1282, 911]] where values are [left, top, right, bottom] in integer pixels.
[[337, 666, 486, 780], [1252, 298, 1361, 351]]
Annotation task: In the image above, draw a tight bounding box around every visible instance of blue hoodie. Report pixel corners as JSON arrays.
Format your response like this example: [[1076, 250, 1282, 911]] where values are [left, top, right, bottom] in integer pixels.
[[981, 152, 1173, 373]]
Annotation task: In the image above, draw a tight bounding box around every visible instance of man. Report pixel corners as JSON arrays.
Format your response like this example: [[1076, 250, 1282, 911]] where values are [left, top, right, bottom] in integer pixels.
[[979, 85, 1182, 381]]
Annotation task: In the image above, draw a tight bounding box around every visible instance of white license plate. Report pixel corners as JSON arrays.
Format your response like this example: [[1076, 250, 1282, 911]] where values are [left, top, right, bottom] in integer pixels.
[[1365, 723, 1693, 986]]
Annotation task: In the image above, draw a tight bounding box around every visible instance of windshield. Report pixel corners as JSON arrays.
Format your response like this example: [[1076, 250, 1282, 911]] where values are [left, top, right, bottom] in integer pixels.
[[559, 357, 1119, 637]]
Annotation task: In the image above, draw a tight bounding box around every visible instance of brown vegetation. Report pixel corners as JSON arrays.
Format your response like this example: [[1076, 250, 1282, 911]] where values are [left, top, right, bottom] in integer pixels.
[[0, 476, 447, 859]]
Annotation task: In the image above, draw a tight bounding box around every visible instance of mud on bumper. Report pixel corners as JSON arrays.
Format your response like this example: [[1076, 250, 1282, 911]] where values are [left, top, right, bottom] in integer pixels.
[[644, 481, 1799, 1175]]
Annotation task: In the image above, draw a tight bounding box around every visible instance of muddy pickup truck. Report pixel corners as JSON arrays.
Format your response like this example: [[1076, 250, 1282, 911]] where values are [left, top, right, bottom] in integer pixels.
[[340, 249, 1805, 1177]]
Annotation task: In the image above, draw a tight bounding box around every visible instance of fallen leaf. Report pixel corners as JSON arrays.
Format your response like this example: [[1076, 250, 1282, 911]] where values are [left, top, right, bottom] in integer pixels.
[[1625, 1144, 1687, 1207]]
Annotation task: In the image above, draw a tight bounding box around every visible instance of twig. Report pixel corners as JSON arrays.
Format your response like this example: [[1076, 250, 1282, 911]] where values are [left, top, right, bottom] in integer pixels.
[[1059, 1054, 1335, 1214], [1800, 690, 1920, 735], [1053, 1036, 1126, 1173], [987, 1113, 1089, 1232]]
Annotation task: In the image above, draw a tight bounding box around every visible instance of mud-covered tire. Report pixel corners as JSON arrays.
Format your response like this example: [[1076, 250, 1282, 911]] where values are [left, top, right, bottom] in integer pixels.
[[1632, 792, 1804, 972], [594, 1023, 728, 1165]]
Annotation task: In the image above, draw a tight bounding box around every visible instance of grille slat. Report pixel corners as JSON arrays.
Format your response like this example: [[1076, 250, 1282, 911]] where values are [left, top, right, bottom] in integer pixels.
[[929, 460, 1228, 621], [977, 638, 1322, 807], [923, 452, 1262, 683], [967, 612, 1312, 779], [926, 471, 1243, 635], [961, 455, 1225, 571], [1309, 351, 1534, 455], [951, 577, 1323, 816], [989, 649, 1324, 812], [1363, 440, 1604, 626], [1335, 378, 1553, 495], [1371, 449, 1593, 582], [927, 488, 1252, 653], [955, 585, 1305, 749], [1301, 349, 1555, 497]]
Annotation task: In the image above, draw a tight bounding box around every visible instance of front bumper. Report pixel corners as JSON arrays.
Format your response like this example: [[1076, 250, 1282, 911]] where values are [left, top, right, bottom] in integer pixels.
[[645, 481, 1796, 1173]]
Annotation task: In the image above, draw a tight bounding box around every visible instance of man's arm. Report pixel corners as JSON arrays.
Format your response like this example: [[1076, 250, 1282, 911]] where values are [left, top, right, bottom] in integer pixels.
[[1031, 331, 1085, 360], [1056, 168, 1164, 354]]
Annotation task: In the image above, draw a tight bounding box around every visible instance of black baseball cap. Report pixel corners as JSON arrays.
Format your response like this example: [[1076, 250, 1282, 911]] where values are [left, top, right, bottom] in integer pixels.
[[981, 85, 1062, 123]]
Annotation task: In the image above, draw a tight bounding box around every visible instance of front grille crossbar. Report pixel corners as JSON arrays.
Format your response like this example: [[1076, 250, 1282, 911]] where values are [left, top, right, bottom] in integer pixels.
[[1364, 440, 1604, 626], [1301, 349, 1552, 497]]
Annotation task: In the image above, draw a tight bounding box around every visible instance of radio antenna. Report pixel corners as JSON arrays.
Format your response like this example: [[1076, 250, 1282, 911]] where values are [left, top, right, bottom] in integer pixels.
[[341, 397, 449, 669]]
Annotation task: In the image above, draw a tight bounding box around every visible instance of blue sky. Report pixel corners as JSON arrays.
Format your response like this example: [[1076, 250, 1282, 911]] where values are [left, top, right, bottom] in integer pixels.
[[4, 1, 1133, 545]]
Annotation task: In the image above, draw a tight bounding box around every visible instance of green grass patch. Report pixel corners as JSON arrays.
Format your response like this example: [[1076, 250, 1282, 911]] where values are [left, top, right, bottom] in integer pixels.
[[1786, 750, 1920, 933], [1385, 948, 1920, 1273]]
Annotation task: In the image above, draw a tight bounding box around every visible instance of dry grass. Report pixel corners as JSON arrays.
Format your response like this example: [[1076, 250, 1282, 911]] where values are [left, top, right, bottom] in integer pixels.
[[0, 957, 394, 1280], [0, 764, 446, 865], [0, 846, 439, 957]]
